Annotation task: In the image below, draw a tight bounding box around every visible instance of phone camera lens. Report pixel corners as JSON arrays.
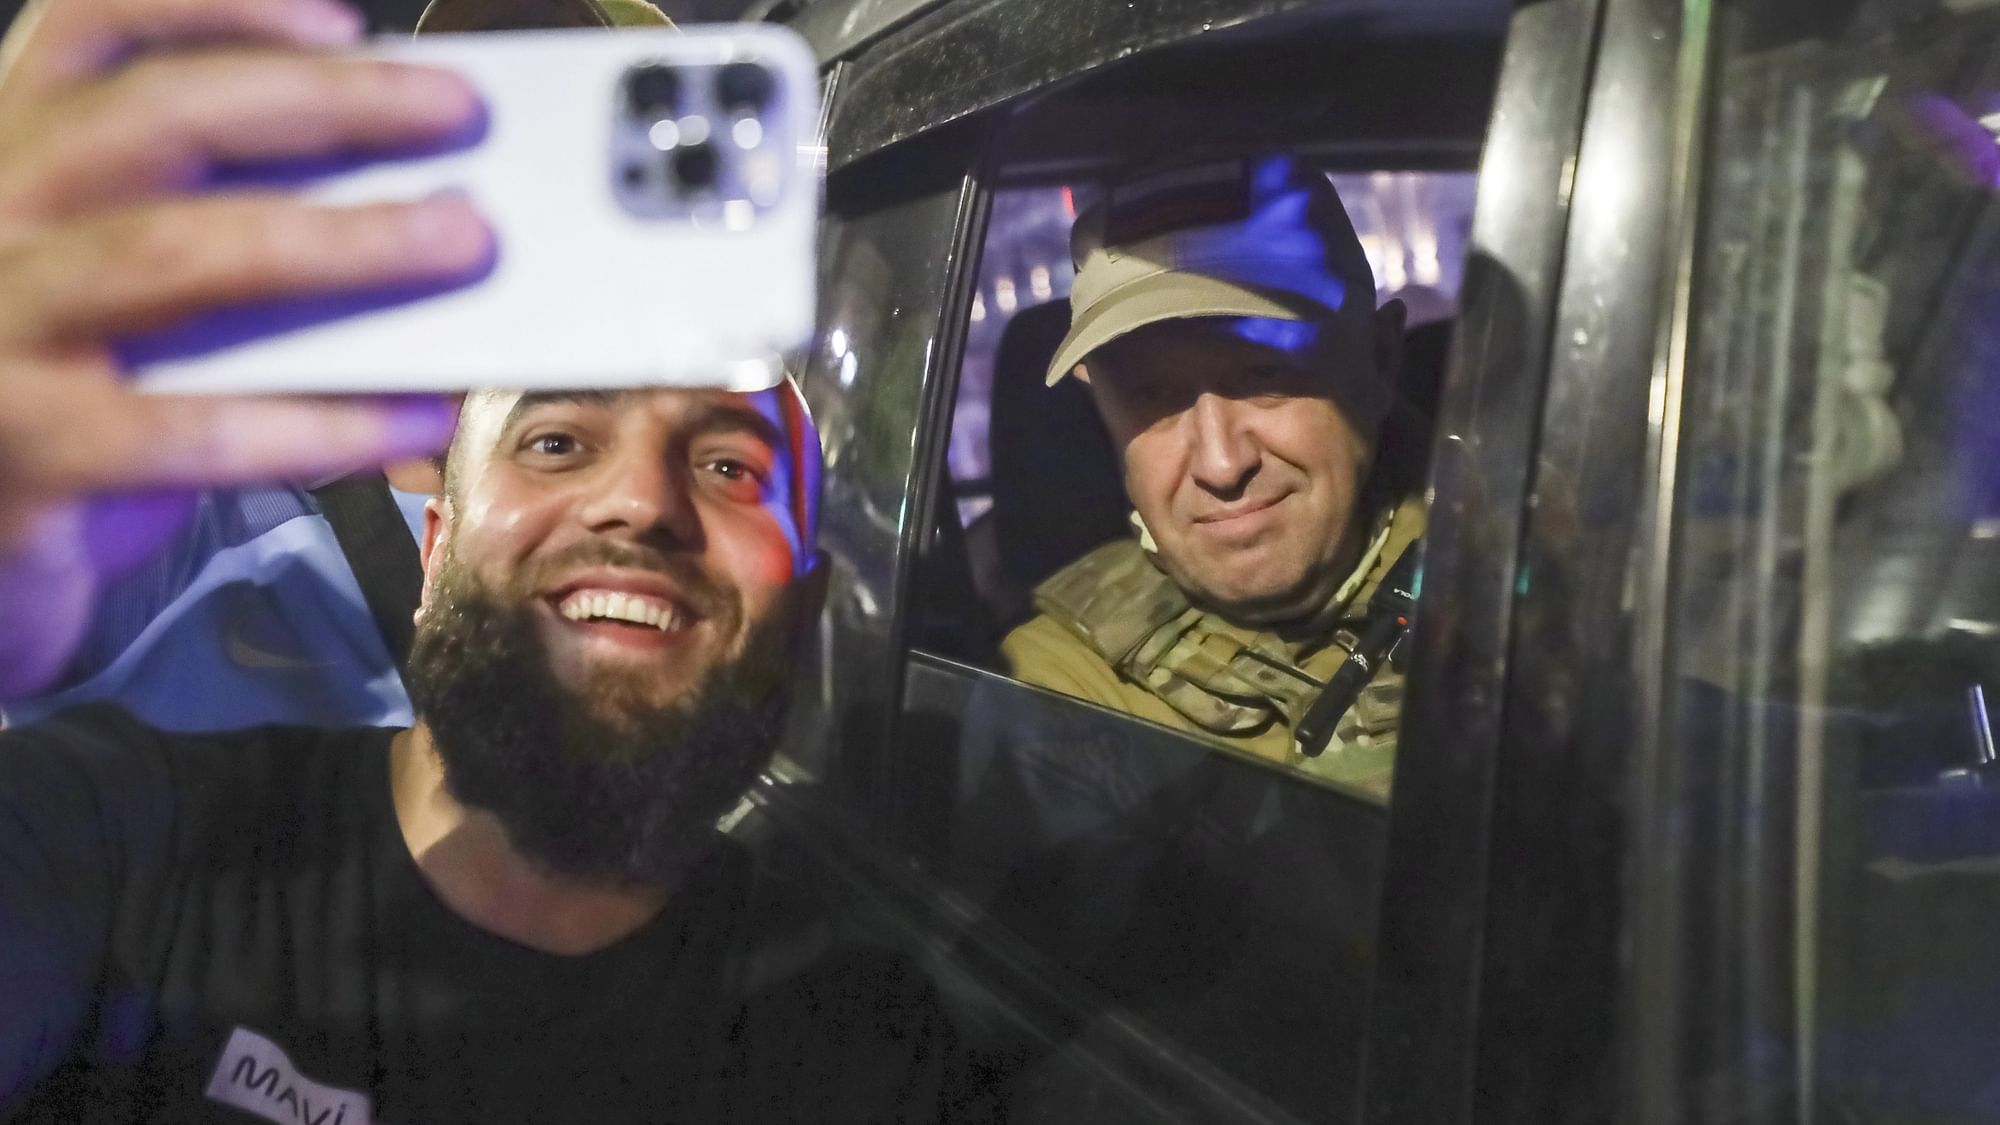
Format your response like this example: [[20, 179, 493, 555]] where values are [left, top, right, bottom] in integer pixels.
[[715, 63, 775, 113], [670, 142, 719, 192], [626, 65, 681, 117]]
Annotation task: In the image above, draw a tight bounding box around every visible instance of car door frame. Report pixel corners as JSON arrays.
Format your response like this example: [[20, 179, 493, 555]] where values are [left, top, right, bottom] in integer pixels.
[[1365, 0, 1727, 1120]]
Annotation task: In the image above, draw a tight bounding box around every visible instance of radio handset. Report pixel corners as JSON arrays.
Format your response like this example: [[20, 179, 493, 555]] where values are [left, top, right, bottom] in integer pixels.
[[1295, 540, 1421, 759]]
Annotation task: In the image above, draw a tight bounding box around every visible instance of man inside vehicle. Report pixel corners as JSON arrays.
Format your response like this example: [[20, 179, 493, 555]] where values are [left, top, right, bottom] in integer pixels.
[[1002, 154, 1425, 801], [0, 0, 952, 1119]]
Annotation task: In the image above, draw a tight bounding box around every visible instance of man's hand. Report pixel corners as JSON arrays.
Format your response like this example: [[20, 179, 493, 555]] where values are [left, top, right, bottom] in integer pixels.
[[0, 0, 492, 697]]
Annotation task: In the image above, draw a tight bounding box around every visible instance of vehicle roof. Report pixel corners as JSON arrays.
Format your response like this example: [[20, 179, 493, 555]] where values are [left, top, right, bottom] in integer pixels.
[[794, 0, 1509, 172]]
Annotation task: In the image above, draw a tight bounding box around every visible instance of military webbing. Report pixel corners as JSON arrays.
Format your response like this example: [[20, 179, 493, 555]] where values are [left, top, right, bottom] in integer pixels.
[[1032, 497, 1421, 743], [1037, 539, 1342, 735]]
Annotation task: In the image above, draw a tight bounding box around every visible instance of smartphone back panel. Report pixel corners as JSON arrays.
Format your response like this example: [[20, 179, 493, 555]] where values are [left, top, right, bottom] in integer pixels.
[[128, 27, 819, 394]]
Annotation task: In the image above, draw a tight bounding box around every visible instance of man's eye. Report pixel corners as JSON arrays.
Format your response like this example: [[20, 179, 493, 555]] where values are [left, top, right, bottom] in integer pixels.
[[527, 433, 581, 457], [706, 458, 765, 485]]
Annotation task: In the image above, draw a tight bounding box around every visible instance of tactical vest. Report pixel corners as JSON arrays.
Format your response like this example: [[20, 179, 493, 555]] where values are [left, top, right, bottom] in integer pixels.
[[1032, 500, 1419, 760]]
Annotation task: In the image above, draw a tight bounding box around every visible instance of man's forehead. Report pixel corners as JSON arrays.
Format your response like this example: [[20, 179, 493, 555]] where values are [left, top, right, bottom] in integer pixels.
[[449, 381, 824, 575], [462, 386, 778, 444]]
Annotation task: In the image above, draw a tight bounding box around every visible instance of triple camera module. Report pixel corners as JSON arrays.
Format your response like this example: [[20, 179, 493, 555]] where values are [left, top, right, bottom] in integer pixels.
[[615, 58, 786, 226]]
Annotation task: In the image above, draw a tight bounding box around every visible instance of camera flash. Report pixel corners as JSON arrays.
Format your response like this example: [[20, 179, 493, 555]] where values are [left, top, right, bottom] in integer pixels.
[[746, 152, 783, 205]]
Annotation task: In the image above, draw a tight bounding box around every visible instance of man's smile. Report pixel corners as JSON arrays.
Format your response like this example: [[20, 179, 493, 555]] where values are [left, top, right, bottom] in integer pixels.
[[1189, 492, 1290, 542], [556, 589, 688, 632], [539, 569, 708, 656]]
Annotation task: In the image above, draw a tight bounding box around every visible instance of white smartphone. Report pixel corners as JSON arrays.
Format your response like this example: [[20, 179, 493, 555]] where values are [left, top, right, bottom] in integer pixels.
[[125, 26, 820, 395]]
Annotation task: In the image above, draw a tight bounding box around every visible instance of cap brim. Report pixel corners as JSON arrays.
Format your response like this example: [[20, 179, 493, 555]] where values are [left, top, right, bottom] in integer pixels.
[[1044, 272, 1327, 385]]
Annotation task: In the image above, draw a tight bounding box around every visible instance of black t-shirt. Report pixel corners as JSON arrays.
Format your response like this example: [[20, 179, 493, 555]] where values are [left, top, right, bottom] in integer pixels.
[[0, 705, 954, 1124]]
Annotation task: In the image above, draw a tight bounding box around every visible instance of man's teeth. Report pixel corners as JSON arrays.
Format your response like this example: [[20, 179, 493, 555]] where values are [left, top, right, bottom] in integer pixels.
[[557, 590, 683, 631]]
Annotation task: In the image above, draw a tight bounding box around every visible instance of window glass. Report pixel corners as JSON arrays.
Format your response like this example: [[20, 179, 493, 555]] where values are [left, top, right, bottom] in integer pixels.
[[1672, 4, 2000, 1118], [899, 655, 1389, 1121]]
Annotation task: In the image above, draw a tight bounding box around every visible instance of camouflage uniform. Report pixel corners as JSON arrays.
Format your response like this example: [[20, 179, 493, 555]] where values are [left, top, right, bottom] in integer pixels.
[[1002, 493, 1424, 804]]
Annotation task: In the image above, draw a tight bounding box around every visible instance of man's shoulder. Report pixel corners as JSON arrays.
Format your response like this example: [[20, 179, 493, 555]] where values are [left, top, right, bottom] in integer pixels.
[[1002, 612, 1123, 701], [1, 701, 226, 786], [0, 706, 391, 922], [2, 701, 384, 760], [1024, 538, 1189, 656], [1002, 610, 1096, 658], [0, 703, 392, 827], [1033, 537, 1167, 621]]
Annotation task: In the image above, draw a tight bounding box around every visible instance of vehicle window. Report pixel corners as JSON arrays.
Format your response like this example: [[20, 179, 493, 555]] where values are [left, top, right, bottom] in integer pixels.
[[1663, 4, 2000, 1118], [916, 168, 1476, 796]]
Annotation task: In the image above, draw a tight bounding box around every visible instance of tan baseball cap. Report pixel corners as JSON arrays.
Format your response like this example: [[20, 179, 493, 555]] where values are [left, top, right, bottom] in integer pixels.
[[1047, 153, 1378, 385], [414, 0, 674, 32]]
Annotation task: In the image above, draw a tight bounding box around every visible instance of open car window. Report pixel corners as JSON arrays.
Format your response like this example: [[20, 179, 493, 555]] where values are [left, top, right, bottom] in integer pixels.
[[913, 169, 1477, 793], [870, 22, 1497, 1109]]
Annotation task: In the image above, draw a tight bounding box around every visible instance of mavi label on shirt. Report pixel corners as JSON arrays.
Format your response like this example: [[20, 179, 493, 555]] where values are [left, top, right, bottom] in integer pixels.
[[206, 1026, 374, 1125]]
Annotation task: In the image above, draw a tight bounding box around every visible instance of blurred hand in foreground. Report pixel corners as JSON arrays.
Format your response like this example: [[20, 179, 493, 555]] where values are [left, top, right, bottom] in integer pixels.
[[0, 0, 492, 696]]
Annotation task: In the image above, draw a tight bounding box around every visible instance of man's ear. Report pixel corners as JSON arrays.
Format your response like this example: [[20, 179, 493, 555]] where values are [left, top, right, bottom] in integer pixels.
[[1372, 298, 1409, 387], [414, 496, 452, 625]]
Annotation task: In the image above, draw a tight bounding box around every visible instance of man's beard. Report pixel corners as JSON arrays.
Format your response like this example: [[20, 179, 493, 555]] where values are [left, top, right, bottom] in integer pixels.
[[405, 546, 797, 889]]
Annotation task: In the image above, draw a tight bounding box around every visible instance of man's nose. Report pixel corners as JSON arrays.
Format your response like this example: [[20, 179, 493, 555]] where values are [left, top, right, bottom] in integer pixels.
[[574, 450, 701, 544], [1185, 393, 1260, 495]]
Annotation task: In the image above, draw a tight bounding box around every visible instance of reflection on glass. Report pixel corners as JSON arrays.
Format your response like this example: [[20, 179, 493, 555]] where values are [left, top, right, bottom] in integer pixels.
[[1668, 6, 2000, 1119]]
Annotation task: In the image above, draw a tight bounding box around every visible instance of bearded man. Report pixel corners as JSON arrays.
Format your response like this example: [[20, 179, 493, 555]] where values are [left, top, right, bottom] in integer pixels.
[[0, 0, 952, 1119], [0, 380, 957, 1123]]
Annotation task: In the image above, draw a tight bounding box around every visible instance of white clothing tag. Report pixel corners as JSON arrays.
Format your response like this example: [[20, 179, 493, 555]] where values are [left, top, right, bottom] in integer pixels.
[[205, 1026, 375, 1125]]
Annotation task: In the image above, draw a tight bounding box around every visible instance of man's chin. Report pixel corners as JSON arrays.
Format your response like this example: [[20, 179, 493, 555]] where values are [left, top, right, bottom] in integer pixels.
[[1186, 567, 1329, 625], [405, 567, 788, 887]]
